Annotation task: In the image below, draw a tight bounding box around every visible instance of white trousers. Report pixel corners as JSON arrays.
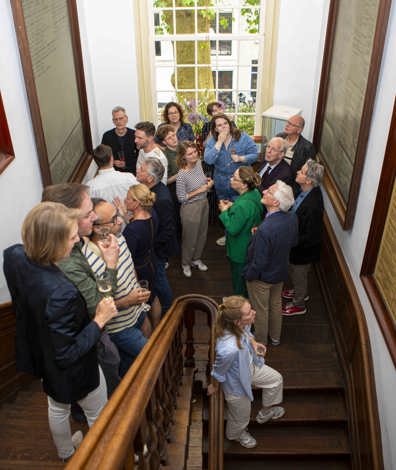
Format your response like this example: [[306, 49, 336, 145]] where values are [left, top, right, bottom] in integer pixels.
[[224, 362, 283, 440], [47, 367, 107, 459]]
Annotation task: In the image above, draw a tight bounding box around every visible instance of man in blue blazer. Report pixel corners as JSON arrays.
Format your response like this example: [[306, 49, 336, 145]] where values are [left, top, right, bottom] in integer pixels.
[[258, 137, 293, 192]]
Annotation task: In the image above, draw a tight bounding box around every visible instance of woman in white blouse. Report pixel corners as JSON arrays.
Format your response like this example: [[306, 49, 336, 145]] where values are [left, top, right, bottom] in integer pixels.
[[176, 141, 214, 277]]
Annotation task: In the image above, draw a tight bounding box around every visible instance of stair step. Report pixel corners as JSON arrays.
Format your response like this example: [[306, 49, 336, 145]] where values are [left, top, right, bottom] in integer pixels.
[[222, 423, 350, 457], [223, 455, 351, 470], [203, 388, 347, 424]]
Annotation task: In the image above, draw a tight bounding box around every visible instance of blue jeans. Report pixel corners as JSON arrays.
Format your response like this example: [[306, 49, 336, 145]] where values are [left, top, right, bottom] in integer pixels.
[[152, 259, 173, 315], [109, 313, 147, 376]]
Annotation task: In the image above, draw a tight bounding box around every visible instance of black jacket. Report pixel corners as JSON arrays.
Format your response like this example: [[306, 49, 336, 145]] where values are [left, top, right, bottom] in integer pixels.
[[289, 187, 324, 265], [258, 159, 293, 192], [3, 244, 101, 403]]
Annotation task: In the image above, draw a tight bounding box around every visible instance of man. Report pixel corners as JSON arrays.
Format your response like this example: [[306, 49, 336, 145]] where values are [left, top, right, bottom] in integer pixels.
[[258, 137, 293, 192], [282, 160, 324, 316], [277, 115, 316, 187], [137, 158, 178, 317], [135, 121, 168, 184], [155, 124, 181, 231], [82, 198, 151, 375], [244, 180, 298, 346], [86, 144, 138, 202], [102, 106, 138, 174], [42, 183, 121, 396]]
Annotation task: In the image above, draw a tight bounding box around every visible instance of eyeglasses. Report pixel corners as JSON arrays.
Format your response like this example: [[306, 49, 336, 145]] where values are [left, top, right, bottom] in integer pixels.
[[168, 111, 180, 115], [286, 121, 301, 128], [93, 211, 120, 226]]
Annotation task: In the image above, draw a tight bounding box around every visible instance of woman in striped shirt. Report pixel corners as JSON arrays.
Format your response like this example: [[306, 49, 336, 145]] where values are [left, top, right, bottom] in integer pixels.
[[176, 141, 214, 278]]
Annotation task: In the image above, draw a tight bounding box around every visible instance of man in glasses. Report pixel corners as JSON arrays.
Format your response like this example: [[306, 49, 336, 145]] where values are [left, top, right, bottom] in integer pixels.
[[83, 198, 151, 376], [277, 115, 316, 192]]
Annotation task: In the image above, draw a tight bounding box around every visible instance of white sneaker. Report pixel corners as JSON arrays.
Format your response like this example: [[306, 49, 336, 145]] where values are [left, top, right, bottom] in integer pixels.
[[256, 406, 285, 424], [60, 430, 83, 462], [191, 259, 208, 271], [216, 235, 226, 246], [182, 265, 192, 277], [237, 429, 257, 448]]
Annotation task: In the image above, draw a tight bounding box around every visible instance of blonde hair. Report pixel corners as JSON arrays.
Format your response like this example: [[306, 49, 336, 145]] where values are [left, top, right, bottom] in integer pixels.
[[22, 202, 79, 265], [215, 295, 248, 349], [127, 184, 156, 210]]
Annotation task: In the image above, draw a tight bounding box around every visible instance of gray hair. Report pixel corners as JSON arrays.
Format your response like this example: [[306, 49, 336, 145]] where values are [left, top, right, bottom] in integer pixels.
[[112, 106, 126, 114], [145, 157, 165, 184], [273, 180, 295, 212], [305, 159, 324, 187], [270, 137, 288, 155]]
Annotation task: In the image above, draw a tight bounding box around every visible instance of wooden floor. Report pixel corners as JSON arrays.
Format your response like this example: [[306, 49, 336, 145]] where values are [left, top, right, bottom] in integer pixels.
[[0, 222, 347, 469]]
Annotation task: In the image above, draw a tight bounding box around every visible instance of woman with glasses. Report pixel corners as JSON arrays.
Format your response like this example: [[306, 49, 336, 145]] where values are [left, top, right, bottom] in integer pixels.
[[3, 202, 116, 462], [176, 141, 214, 278], [160, 101, 195, 142], [218, 166, 263, 296]]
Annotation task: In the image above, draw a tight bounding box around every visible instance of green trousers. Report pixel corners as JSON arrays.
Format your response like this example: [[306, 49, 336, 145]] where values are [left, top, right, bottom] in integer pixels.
[[230, 260, 248, 298]]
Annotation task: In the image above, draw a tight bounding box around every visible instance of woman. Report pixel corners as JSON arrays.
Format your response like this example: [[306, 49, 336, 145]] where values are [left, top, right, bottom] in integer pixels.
[[3, 202, 116, 462], [161, 101, 195, 142], [176, 141, 214, 278], [207, 296, 284, 449], [123, 184, 158, 291], [218, 166, 263, 296], [204, 113, 258, 202]]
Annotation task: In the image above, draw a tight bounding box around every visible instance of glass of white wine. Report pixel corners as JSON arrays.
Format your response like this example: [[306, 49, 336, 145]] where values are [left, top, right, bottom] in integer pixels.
[[96, 271, 113, 297], [138, 280, 151, 312]]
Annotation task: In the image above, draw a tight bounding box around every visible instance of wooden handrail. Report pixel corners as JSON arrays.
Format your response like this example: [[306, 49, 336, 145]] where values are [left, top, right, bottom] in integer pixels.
[[66, 294, 220, 469]]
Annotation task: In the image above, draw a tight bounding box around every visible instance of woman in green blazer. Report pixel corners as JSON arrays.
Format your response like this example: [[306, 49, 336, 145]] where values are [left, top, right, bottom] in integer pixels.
[[219, 166, 263, 296]]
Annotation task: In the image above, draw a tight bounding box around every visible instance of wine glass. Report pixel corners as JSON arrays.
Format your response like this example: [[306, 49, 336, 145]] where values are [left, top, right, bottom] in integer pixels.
[[138, 280, 151, 312], [96, 271, 113, 297]]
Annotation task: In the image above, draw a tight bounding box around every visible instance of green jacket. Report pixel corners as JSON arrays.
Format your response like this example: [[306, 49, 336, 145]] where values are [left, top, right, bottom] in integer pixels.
[[219, 189, 263, 263], [58, 241, 117, 317]]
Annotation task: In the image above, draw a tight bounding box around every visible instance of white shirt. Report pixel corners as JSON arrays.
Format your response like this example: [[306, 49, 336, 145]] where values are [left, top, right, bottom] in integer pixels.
[[137, 147, 168, 184], [86, 167, 138, 203]]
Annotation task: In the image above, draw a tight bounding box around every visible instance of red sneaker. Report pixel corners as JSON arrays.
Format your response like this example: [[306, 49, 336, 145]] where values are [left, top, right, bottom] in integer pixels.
[[282, 289, 295, 300], [282, 305, 307, 316]]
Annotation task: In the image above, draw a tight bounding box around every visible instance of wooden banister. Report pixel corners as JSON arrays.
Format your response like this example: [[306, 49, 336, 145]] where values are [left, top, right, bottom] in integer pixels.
[[67, 294, 221, 470]]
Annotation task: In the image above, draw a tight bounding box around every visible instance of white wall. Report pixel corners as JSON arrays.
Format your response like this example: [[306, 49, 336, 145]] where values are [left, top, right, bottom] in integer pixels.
[[0, 0, 44, 302], [323, 1, 396, 467], [273, 0, 330, 139], [76, 0, 140, 146]]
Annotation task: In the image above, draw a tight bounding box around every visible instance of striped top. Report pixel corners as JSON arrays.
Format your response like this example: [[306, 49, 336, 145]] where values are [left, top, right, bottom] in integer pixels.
[[176, 160, 207, 205], [82, 235, 145, 334]]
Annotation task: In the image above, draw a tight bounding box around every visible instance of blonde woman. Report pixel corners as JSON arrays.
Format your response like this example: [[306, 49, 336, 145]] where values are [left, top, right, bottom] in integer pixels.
[[3, 202, 116, 462], [208, 296, 284, 449], [176, 141, 214, 277]]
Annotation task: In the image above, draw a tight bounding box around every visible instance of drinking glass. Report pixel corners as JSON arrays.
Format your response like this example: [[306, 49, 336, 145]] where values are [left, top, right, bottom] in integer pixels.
[[96, 271, 113, 297], [138, 280, 151, 312]]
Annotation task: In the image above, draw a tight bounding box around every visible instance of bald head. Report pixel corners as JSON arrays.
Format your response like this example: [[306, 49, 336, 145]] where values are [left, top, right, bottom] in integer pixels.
[[284, 114, 305, 137]]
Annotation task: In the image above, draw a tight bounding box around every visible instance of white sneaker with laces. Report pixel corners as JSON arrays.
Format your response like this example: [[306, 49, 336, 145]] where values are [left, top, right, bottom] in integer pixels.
[[237, 429, 257, 448], [191, 259, 208, 271], [60, 430, 83, 462], [256, 406, 285, 424], [182, 264, 192, 277]]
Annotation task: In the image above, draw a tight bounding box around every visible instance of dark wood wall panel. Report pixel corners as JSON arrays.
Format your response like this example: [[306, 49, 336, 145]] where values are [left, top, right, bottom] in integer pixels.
[[316, 214, 383, 470], [0, 303, 31, 402]]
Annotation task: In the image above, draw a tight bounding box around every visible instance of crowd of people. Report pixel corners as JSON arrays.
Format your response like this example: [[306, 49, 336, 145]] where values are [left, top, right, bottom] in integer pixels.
[[3, 100, 325, 458]]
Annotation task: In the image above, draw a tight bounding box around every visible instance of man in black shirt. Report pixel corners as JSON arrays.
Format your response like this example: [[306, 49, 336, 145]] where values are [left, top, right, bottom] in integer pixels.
[[102, 106, 138, 174]]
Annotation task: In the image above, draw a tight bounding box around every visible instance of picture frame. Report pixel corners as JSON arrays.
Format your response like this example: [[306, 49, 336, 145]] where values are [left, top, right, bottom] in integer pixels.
[[313, 0, 391, 229], [361, 97, 396, 367], [0, 92, 15, 175], [11, 0, 92, 185]]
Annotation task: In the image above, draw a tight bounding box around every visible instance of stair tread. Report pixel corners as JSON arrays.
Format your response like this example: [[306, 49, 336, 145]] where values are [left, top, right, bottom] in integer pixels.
[[223, 424, 350, 456], [224, 456, 351, 469]]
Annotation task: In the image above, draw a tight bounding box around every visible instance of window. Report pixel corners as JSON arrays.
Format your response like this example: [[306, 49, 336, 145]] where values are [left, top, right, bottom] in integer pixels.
[[152, 0, 263, 135]]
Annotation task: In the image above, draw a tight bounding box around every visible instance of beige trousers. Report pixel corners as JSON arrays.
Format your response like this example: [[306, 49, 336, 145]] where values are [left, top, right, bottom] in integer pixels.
[[224, 362, 283, 440], [246, 279, 283, 344], [180, 198, 209, 266]]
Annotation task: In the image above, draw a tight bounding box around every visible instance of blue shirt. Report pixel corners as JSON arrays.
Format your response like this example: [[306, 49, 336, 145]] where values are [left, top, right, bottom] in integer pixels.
[[292, 188, 312, 212], [211, 326, 264, 401]]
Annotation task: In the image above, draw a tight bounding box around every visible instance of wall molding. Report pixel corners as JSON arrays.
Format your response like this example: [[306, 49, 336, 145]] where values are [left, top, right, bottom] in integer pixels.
[[317, 213, 384, 469]]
